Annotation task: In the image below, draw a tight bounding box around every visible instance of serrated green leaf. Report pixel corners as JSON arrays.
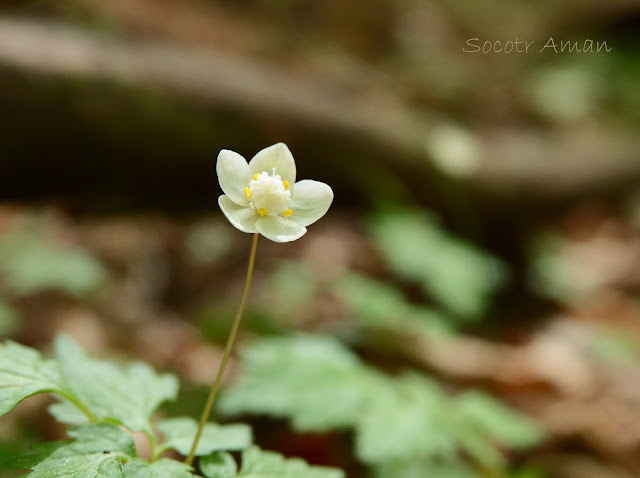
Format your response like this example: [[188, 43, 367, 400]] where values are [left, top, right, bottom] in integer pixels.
[[454, 392, 545, 448], [156, 417, 251, 457], [239, 446, 344, 478], [371, 211, 506, 321], [48, 400, 91, 425], [123, 458, 195, 477], [0, 340, 70, 416], [223, 336, 544, 473], [54, 336, 179, 433], [219, 335, 374, 431], [355, 374, 458, 464], [13, 424, 134, 477], [9, 442, 66, 471], [69, 423, 137, 455], [199, 452, 237, 478]]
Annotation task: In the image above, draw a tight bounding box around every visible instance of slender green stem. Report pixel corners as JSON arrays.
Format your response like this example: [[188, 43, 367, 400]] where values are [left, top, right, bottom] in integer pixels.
[[145, 429, 160, 462], [185, 233, 259, 466]]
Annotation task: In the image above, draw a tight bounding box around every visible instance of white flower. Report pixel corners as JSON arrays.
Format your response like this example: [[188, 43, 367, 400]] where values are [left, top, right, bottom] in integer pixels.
[[217, 143, 333, 243]]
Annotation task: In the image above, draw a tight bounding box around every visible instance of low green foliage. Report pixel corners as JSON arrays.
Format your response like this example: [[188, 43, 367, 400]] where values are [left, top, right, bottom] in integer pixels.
[[374, 460, 477, 478], [220, 335, 545, 477], [0, 225, 107, 297], [11, 424, 136, 477], [199, 452, 237, 478], [528, 234, 583, 304], [335, 272, 454, 338], [54, 336, 179, 434], [156, 418, 251, 456], [371, 211, 506, 321], [220, 335, 374, 431], [0, 220, 109, 341], [237, 447, 344, 478], [0, 340, 71, 417], [0, 337, 345, 478]]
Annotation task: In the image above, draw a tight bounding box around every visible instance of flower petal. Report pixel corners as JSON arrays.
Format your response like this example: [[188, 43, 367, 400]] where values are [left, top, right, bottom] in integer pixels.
[[219, 195, 259, 233], [256, 215, 307, 243], [217, 149, 251, 206], [248, 143, 296, 184], [288, 180, 334, 227]]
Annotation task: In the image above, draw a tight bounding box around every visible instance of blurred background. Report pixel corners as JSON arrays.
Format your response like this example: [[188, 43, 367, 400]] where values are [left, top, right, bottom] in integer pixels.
[[1, 0, 640, 477]]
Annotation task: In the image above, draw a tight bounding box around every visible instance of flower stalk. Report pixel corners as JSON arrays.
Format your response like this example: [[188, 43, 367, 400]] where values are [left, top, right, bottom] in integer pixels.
[[186, 142, 332, 468], [185, 232, 259, 466]]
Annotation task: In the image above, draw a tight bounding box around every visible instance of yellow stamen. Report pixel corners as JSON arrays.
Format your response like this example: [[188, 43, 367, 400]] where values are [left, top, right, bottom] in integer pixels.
[[257, 208, 268, 216], [282, 209, 292, 217], [253, 173, 259, 180], [244, 187, 252, 199], [282, 180, 289, 190]]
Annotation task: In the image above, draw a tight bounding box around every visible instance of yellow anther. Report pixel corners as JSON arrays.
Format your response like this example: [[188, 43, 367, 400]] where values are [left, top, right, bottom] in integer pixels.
[[282, 180, 289, 190], [253, 173, 259, 180], [244, 187, 252, 199], [282, 209, 293, 217], [257, 208, 268, 216]]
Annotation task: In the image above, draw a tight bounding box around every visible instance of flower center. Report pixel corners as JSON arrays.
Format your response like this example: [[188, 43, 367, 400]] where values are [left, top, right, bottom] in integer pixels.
[[244, 170, 292, 217]]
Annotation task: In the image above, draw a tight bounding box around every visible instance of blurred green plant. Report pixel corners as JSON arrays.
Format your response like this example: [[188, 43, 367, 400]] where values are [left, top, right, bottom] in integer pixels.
[[219, 335, 544, 478], [0, 300, 18, 337], [370, 210, 507, 322], [528, 233, 595, 305], [334, 272, 454, 338], [0, 226, 107, 298], [184, 220, 235, 266], [0, 337, 344, 477], [0, 218, 108, 338]]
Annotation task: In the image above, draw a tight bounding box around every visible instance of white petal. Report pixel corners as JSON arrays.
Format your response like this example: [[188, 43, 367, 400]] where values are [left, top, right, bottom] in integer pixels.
[[217, 149, 251, 206], [248, 143, 296, 184], [219, 195, 259, 233], [288, 180, 333, 227], [256, 215, 306, 243]]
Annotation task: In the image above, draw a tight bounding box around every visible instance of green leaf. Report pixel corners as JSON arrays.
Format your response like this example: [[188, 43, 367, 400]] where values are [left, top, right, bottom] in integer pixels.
[[374, 460, 478, 478], [0, 227, 107, 297], [223, 336, 545, 473], [219, 335, 374, 431], [335, 273, 454, 338], [156, 417, 251, 457], [199, 452, 237, 478], [123, 458, 195, 477], [454, 427, 505, 470], [527, 234, 586, 305], [0, 340, 70, 416], [371, 211, 506, 321], [454, 392, 545, 449], [355, 374, 458, 464], [12, 423, 135, 477], [48, 400, 90, 425], [220, 337, 462, 464], [54, 336, 179, 433], [238, 446, 344, 478]]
